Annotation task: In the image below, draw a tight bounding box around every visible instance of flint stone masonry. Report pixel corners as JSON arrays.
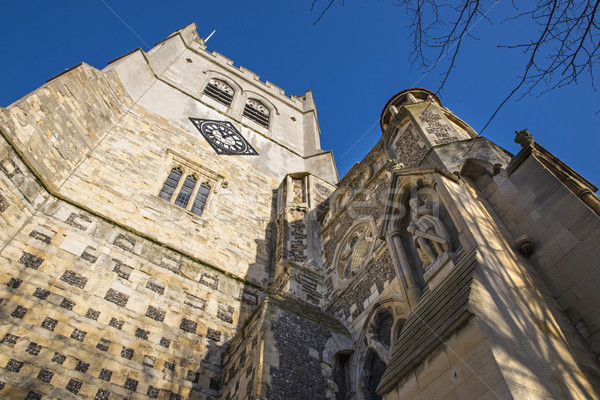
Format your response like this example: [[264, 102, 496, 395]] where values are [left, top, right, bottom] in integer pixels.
[[267, 304, 336, 400], [104, 288, 129, 306], [32, 288, 50, 300], [0, 192, 247, 398], [0, 192, 6, 212], [18, 252, 43, 269], [6, 277, 22, 288], [393, 124, 428, 168], [60, 270, 88, 289], [1, 22, 599, 400], [37, 369, 54, 383], [29, 229, 52, 244]]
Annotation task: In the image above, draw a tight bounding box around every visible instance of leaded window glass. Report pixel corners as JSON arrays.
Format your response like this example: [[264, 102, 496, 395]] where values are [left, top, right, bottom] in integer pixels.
[[158, 165, 213, 217], [158, 168, 182, 201], [174, 175, 196, 207], [191, 183, 210, 216]]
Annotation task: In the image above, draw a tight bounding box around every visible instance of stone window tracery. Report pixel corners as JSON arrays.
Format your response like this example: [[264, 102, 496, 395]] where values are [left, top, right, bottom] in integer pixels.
[[243, 98, 270, 128], [337, 224, 374, 279], [203, 78, 234, 107], [158, 167, 211, 216]]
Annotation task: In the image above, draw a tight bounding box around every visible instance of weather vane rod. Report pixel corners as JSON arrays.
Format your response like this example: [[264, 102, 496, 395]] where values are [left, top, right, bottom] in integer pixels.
[[205, 30, 216, 42]]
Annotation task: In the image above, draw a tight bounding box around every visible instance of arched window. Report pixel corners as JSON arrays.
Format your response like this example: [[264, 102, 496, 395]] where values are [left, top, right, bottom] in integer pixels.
[[191, 183, 210, 216], [243, 98, 270, 128], [203, 78, 234, 107], [158, 168, 182, 201], [175, 175, 197, 207], [363, 350, 387, 400], [158, 167, 211, 216], [355, 303, 407, 400]]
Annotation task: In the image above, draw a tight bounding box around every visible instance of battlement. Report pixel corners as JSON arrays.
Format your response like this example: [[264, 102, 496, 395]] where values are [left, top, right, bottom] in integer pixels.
[[175, 23, 303, 105]]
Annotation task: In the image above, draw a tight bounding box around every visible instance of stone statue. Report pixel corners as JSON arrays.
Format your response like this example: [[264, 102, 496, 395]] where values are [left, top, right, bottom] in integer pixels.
[[407, 197, 451, 268]]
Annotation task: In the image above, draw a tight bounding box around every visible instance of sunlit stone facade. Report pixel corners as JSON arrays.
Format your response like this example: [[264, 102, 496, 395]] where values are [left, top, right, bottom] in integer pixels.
[[0, 23, 599, 400]]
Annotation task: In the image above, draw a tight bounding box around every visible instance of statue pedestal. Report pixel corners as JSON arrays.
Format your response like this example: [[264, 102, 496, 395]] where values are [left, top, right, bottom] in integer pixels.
[[423, 252, 455, 289]]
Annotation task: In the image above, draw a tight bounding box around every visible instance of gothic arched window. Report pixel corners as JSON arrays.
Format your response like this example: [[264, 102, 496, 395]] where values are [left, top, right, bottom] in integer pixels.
[[159, 167, 182, 200], [203, 78, 234, 107], [355, 303, 407, 400], [243, 98, 270, 128], [175, 175, 197, 207], [191, 182, 211, 216], [158, 167, 211, 216]]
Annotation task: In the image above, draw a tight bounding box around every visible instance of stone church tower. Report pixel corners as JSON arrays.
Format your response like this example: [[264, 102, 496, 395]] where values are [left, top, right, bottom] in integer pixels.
[[0, 23, 599, 400]]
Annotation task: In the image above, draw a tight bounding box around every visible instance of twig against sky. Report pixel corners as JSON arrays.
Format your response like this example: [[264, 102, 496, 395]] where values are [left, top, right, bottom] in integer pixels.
[[311, 0, 600, 137]]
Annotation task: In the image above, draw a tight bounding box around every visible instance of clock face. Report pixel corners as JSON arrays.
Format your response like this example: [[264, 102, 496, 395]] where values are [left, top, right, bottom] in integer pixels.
[[190, 118, 258, 155]]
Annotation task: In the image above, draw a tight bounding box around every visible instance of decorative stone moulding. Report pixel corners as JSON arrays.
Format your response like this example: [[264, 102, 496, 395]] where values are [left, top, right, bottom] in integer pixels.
[[423, 251, 455, 289], [515, 235, 535, 258]]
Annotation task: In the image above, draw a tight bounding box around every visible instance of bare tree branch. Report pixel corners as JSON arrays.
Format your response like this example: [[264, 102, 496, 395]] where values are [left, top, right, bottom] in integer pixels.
[[310, 0, 600, 133]]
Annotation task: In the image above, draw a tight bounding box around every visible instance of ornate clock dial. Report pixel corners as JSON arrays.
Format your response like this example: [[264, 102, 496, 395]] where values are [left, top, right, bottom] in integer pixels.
[[189, 118, 258, 155]]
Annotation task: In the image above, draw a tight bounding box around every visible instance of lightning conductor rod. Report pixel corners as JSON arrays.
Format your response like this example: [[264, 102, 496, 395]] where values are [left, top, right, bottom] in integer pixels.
[[205, 29, 216, 42]]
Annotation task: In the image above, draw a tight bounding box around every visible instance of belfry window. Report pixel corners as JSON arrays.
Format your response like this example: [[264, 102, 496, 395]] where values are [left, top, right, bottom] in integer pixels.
[[203, 79, 234, 107], [243, 98, 270, 128], [158, 167, 211, 216]]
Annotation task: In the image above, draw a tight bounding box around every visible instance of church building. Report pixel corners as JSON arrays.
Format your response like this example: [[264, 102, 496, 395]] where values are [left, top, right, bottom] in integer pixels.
[[0, 23, 599, 400]]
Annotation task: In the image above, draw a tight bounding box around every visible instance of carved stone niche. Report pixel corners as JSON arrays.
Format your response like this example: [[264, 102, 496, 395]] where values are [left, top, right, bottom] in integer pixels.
[[406, 188, 454, 288], [387, 176, 459, 294]]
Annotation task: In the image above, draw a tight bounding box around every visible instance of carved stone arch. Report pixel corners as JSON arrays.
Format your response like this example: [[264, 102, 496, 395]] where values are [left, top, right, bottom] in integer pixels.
[[202, 70, 242, 95], [351, 298, 409, 400]]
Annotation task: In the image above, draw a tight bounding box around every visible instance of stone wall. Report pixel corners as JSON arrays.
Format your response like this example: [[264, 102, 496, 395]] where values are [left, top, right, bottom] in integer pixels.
[[472, 154, 600, 360], [0, 194, 256, 399], [221, 297, 351, 400], [382, 318, 511, 400], [321, 171, 391, 304], [0, 135, 48, 249], [220, 302, 264, 400], [326, 246, 396, 325], [55, 101, 279, 286], [104, 23, 337, 184], [0, 64, 132, 192]]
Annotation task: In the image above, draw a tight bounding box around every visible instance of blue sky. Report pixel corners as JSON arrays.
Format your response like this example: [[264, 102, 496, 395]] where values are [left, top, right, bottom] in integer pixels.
[[1, 1, 598, 188]]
